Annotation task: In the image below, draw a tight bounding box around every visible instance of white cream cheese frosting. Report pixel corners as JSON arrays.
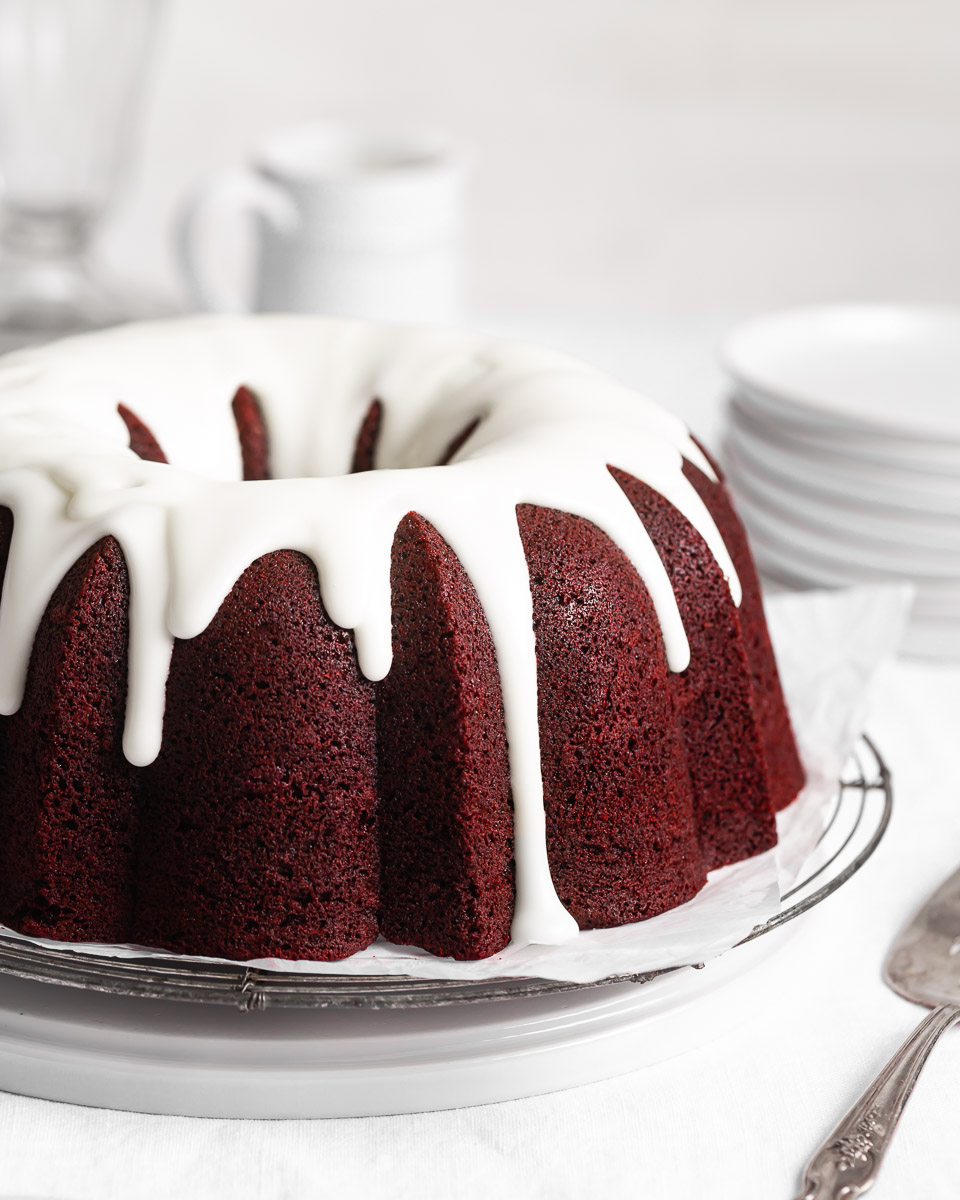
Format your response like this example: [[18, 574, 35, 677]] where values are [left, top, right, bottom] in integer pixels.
[[0, 314, 740, 948]]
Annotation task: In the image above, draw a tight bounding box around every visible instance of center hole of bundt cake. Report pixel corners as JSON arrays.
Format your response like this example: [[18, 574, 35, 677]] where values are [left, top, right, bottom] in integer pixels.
[[351, 403, 482, 475], [120, 395, 483, 481]]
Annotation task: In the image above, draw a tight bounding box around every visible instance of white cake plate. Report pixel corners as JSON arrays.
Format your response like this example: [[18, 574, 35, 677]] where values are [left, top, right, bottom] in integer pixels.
[[0, 739, 890, 1118], [0, 929, 795, 1118]]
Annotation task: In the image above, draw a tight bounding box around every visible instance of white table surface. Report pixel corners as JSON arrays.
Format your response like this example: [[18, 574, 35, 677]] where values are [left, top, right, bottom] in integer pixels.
[[1, 315, 958, 1200]]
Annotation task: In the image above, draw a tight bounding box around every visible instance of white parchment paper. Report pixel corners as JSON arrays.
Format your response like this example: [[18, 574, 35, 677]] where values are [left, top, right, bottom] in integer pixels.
[[0, 584, 913, 983]]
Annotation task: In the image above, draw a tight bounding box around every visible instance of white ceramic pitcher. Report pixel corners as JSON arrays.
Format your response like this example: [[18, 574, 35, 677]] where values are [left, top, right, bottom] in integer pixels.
[[176, 123, 464, 322]]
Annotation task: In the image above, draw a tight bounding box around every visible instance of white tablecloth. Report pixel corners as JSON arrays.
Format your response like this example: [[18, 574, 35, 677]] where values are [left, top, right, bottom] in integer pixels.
[[1, 317, 958, 1200]]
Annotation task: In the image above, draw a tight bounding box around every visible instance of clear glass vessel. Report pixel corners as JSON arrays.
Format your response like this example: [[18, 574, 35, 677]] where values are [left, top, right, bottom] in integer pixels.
[[0, 0, 162, 351]]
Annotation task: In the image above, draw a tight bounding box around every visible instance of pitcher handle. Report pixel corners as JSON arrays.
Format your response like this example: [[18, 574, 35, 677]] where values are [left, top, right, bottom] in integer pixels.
[[175, 167, 299, 312]]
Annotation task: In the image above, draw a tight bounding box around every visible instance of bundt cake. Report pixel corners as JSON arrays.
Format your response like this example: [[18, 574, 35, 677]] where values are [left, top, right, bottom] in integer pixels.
[[0, 315, 804, 962]]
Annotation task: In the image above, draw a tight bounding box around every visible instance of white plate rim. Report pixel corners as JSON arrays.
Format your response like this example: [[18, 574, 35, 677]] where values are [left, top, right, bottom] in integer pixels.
[[721, 304, 960, 443], [746, 524, 960, 616], [726, 413, 960, 512], [730, 487, 960, 580], [723, 442, 960, 554], [729, 392, 960, 476]]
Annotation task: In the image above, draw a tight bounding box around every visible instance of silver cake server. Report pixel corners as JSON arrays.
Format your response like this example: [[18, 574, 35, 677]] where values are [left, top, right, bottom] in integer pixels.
[[795, 864, 960, 1199]]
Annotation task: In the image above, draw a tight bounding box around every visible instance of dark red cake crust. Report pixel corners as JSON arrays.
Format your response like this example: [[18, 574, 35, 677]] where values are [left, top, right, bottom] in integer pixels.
[[377, 514, 514, 959], [351, 400, 383, 474], [231, 386, 271, 482], [133, 549, 380, 961], [684, 447, 805, 811], [519, 504, 705, 926], [118, 403, 168, 464], [612, 469, 779, 871], [0, 396, 804, 961], [0, 524, 138, 942]]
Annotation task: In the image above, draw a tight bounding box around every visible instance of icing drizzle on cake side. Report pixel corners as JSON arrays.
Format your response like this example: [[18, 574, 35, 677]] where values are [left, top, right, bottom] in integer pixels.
[[0, 315, 741, 948]]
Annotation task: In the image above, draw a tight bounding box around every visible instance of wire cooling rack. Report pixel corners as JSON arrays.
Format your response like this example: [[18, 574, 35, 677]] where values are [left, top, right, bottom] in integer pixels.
[[0, 735, 891, 1010]]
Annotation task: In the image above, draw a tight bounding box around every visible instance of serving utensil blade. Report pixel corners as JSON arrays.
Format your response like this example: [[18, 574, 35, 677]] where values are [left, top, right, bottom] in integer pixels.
[[883, 864, 960, 1008], [796, 863, 960, 1199]]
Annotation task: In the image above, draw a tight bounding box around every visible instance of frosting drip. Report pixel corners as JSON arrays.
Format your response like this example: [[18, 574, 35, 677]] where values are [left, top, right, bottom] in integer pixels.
[[0, 315, 740, 949]]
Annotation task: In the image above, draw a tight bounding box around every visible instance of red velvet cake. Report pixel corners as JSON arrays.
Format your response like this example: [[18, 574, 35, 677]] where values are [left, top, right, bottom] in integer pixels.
[[0, 316, 804, 962]]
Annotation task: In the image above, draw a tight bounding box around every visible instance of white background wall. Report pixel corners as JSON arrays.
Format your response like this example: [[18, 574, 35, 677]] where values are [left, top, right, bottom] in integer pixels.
[[103, 0, 960, 315]]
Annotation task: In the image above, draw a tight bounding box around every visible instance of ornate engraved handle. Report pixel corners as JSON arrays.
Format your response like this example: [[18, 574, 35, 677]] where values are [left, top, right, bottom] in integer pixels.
[[795, 1003, 960, 1199]]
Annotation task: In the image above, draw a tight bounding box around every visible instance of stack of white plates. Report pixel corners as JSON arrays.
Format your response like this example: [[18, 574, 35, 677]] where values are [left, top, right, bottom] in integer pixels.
[[721, 305, 960, 661]]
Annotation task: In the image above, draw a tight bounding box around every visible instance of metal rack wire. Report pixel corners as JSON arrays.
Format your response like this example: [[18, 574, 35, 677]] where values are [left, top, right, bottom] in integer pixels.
[[0, 735, 891, 1010]]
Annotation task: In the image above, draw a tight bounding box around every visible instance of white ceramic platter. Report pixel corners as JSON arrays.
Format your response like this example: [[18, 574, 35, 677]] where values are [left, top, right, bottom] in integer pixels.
[[731, 488, 960, 580], [746, 524, 910, 588], [722, 305, 960, 443], [725, 419, 960, 519], [0, 739, 891, 1117], [0, 930, 796, 1118], [724, 442, 960, 557], [745, 527, 960, 618], [730, 393, 960, 477]]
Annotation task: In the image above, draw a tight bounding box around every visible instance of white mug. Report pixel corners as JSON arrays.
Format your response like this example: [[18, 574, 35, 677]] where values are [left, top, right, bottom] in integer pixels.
[[176, 123, 464, 322]]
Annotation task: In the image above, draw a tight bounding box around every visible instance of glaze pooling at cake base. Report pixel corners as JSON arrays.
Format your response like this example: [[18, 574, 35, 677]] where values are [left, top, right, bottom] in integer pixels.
[[0, 315, 803, 960]]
